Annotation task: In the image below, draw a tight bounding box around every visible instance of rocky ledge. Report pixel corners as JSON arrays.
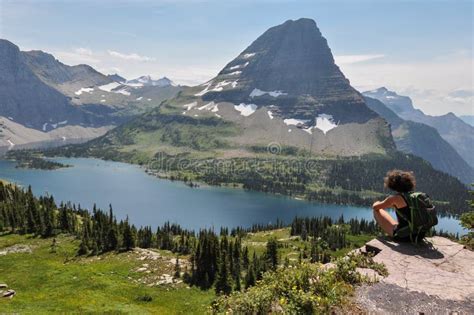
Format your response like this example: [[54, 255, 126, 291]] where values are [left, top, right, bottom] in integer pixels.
[[354, 236, 474, 314]]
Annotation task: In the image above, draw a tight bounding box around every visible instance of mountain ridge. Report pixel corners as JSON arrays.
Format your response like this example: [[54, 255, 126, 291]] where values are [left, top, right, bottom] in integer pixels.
[[363, 87, 474, 168], [0, 39, 181, 147], [364, 96, 474, 184]]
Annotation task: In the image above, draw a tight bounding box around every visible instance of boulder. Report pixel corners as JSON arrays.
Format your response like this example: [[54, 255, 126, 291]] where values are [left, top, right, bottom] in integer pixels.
[[0, 284, 7, 288], [0, 244, 32, 256], [355, 237, 474, 313], [2, 289, 15, 298]]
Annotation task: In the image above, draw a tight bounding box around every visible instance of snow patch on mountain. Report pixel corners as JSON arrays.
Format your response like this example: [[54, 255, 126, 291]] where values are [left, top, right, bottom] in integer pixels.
[[267, 111, 274, 120], [234, 103, 257, 116], [74, 87, 94, 95], [242, 53, 256, 59], [195, 82, 212, 96], [183, 102, 198, 111], [314, 114, 337, 134], [115, 89, 131, 96], [229, 62, 249, 70], [98, 82, 121, 92], [227, 71, 242, 76], [283, 118, 309, 126], [198, 102, 219, 112], [250, 88, 287, 98], [195, 80, 236, 96]]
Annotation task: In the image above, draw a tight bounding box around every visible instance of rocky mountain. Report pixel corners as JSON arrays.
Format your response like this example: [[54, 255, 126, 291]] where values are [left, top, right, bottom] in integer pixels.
[[22, 50, 112, 92], [363, 87, 474, 168], [0, 39, 181, 148], [364, 96, 474, 184], [107, 73, 126, 83], [0, 39, 108, 131], [88, 18, 394, 158], [126, 75, 175, 87]]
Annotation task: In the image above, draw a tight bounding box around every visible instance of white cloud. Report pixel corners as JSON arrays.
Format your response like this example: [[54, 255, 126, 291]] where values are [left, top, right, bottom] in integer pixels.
[[107, 50, 155, 62], [74, 47, 93, 56], [334, 54, 385, 65], [55, 47, 100, 65]]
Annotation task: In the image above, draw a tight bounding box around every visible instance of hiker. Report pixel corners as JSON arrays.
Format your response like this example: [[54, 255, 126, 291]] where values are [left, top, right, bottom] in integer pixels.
[[372, 170, 437, 242]]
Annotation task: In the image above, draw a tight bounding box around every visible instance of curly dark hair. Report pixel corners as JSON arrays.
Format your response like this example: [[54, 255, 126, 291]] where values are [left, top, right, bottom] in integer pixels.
[[384, 170, 416, 193]]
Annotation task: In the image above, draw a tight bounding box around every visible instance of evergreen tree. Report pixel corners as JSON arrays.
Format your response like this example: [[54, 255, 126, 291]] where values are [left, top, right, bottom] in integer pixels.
[[174, 256, 181, 279], [122, 218, 135, 250], [244, 266, 255, 289], [215, 250, 232, 295], [107, 226, 119, 251], [265, 238, 278, 270]]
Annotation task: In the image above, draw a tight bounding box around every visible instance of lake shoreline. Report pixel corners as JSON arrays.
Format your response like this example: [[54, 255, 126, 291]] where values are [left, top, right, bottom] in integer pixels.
[[0, 157, 465, 234]]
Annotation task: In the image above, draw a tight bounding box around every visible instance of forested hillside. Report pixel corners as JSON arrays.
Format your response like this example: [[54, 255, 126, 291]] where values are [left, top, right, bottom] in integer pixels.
[[0, 181, 389, 312]]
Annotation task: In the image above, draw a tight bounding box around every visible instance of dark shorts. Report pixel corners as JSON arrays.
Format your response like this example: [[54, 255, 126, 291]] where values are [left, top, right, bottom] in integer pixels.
[[393, 224, 412, 242], [393, 224, 426, 243]]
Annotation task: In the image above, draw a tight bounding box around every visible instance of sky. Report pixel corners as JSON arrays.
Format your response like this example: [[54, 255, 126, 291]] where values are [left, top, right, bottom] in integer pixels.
[[0, 0, 472, 116]]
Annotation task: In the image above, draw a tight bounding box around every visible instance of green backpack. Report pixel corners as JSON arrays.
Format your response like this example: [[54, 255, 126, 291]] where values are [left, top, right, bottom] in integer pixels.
[[395, 192, 438, 242]]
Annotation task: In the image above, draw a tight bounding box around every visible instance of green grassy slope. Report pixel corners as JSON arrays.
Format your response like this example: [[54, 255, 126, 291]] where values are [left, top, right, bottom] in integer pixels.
[[0, 234, 213, 314]]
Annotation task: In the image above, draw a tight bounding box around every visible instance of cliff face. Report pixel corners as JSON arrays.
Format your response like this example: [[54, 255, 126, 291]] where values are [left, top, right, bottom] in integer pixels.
[[205, 18, 378, 125]]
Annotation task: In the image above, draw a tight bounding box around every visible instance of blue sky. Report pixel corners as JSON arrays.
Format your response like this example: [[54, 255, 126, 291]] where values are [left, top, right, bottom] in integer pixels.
[[1, 0, 472, 115]]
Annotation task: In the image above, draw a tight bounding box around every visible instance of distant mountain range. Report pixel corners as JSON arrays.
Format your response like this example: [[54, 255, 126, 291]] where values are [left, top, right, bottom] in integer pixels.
[[1, 19, 472, 186], [126, 75, 175, 87], [0, 39, 181, 148], [363, 87, 474, 169], [364, 96, 474, 184]]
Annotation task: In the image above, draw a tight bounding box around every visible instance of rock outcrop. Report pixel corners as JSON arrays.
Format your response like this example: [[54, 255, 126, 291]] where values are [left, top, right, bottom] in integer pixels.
[[355, 237, 474, 313]]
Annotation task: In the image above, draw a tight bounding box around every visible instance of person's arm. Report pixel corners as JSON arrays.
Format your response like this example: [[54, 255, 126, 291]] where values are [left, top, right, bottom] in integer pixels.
[[372, 196, 396, 211]]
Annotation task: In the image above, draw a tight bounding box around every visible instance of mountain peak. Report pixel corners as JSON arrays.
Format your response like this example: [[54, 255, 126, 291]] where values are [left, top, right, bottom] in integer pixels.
[[126, 75, 175, 87], [196, 18, 377, 124], [362, 87, 415, 113]]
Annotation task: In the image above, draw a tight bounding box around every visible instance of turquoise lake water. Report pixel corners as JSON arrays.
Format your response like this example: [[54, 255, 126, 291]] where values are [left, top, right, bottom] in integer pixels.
[[0, 158, 465, 234]]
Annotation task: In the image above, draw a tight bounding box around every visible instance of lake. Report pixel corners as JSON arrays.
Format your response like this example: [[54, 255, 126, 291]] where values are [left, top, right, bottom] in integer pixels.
[[0, 158, 465, 234]]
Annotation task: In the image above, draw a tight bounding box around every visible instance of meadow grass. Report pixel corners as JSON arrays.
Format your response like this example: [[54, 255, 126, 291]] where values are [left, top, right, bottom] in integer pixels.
[[0, 234, 214, 314]]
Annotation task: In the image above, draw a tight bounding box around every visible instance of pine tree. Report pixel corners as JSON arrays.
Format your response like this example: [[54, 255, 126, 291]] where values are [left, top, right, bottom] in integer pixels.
[[107, 226, 119, 251], [215, 250, 232, 295], [242, 246, 249, 269], [244, 265, 255, 288], [122, 217, 135, 250], [265, 238, 278, 270], [77, 236, 89, 255], [174, 256, 181, 279]]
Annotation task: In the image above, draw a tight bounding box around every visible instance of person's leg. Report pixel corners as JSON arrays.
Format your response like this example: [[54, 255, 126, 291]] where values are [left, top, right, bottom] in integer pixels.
[[373, 209, 398, 236]]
